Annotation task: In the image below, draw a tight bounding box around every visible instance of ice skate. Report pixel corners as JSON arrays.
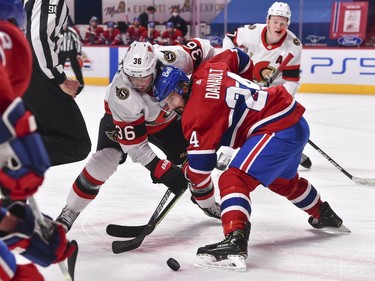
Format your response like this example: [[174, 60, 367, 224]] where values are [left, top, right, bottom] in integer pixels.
[[191, 197, 221, 219], [56, 205, 80, 232], [308, 202, 350, 233], [194, 223, 250, 271]]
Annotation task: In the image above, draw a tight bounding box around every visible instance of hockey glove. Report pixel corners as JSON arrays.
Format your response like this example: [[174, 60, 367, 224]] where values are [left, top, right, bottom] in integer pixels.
[[148, 158, 189, 195], [0, 98, 50, 200], [0, 98, 37, 144], [13, 264, 44, 281], [0, 240, 17, 281], [0, 202, 76, 267]]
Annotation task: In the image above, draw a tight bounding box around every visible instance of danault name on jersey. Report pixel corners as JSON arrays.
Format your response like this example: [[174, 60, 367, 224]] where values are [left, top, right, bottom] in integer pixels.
[[205, 68, 223, 100]]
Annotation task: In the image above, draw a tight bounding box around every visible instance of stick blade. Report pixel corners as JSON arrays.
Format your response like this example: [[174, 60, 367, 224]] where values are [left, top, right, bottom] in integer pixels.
[[67, 240, 79, 281], [112, 238, 144, 254], [106, 224, 146, 238], [352, 176, 375, 186]]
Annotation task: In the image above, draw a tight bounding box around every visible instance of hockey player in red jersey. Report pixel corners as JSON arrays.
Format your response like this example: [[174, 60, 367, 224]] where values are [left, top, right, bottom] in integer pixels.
[[0, 1, 49, 202], [221, 1, 312, 170], [153, 48, 348, 271], [56, 39, 220, 232], [0, 1, 76, 279]]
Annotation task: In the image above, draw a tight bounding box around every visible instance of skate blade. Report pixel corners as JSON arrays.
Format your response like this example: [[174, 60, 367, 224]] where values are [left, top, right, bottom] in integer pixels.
[[194, 254, 247, 272], [318, 223, 351, 234]]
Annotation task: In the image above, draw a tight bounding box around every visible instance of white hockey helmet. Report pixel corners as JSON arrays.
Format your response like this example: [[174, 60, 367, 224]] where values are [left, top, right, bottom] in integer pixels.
[[122, 41, 157, 78], [267, 2, 291, 24]]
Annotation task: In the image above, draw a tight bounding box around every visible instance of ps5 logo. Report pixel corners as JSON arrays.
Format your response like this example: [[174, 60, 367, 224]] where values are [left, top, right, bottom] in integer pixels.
[[310, 57, 375, 75]]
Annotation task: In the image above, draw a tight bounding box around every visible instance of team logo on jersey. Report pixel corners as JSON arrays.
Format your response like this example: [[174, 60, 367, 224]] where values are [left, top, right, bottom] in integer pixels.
[[116, 87, 129, 100], [293, 38, 301, 46], [105, 130, 118, 143], [161, 51, 177, 63], [247, 24, 257, 30], [254, 61, 275, 84]]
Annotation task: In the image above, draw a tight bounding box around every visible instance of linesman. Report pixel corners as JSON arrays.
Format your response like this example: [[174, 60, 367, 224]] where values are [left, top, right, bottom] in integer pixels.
[[59, 25, 85, 91], [23, 0, 91, 166]]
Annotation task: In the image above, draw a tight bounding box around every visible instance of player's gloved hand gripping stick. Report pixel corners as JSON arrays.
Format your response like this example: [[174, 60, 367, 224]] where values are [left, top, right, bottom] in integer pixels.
[[262, 52, 294, 87]]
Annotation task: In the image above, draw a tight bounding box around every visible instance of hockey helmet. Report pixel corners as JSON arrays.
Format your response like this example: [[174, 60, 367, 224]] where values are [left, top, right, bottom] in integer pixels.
[[122, 41, 157, 78], [149, 22, 155, 29], [153, 66, 190, 102], [107, 21, 115, 28], [90, 16, 99, 23], [166, 22, 174, 29], [0, 0, 26, 29], [267, 2, 291, 24], [121, 41, 158, 91]]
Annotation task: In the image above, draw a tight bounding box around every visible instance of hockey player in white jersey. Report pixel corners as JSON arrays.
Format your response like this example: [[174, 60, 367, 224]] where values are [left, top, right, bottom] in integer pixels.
[[56, 39, 219, 232], [219, 1, 312, 170]]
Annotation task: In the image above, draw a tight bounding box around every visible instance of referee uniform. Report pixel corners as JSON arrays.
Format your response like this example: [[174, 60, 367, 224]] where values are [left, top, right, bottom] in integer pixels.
[[23, 0, 91, 166], [59, 26, 84, 88]]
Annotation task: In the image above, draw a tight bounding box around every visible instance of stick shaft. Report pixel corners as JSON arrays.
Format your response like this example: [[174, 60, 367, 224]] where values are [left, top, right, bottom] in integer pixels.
[[308, 139, 375, 186]]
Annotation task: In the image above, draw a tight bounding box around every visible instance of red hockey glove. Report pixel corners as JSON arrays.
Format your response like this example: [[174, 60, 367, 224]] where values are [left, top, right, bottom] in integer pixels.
[[148, 158, 189, 195], [0, 98, 37, 143], [0, 202, 76, 267], [0, 98, 50, 200]]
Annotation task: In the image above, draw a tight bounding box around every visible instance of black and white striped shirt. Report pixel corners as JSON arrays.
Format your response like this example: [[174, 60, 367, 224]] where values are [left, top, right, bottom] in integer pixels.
[[24, 0, 69, 85], [60, 27, 82, 54]]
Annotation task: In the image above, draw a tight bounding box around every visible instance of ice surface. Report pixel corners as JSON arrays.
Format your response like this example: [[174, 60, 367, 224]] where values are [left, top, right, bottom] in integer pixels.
[[29, 86, 375, 281]]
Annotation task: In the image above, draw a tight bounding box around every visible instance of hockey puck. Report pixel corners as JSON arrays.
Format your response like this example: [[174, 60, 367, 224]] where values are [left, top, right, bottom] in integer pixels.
[[167, 258, 180, 271]]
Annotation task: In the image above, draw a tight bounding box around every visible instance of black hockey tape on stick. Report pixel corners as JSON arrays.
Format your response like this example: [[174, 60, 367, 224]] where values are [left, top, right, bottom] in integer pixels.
[[262, 52, 294, 87], [111, 186, 188, 254], [308, 139, 375, 186]]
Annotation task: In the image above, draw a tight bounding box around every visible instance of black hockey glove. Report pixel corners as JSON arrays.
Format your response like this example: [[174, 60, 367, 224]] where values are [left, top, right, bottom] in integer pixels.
[[146, 157, 188, 195]]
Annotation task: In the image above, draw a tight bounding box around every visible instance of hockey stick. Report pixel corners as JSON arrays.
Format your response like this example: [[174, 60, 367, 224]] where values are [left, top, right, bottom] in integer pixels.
[[308, 139, 375, 186], [262, 52, 294, 87], [28, 196, 75, 281], [67, 240, 78, 281], [106, 222, 145, 238], [106, 188, 173, 238], [110, 186, 187, 253]]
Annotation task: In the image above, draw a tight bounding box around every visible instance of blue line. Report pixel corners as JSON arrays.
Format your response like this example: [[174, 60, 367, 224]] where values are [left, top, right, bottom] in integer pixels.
[[109, 47, 119, 83]]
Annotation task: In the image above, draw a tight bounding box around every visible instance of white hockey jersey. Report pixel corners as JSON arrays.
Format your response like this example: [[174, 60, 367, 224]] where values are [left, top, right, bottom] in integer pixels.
[[106, 38, 215, 166], [222, 23, 302, 96]]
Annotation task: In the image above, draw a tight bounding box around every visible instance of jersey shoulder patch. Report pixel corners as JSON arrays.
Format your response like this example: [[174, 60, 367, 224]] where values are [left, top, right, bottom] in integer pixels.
[[160, 50, 177, 63], [247, 24, 258, 30], [115, 86, 130, 100], [293, 38, 301, 46]]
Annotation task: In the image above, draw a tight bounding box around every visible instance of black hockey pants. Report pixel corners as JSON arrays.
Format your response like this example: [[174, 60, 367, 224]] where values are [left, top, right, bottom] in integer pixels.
[[23, 68, 91, 166]]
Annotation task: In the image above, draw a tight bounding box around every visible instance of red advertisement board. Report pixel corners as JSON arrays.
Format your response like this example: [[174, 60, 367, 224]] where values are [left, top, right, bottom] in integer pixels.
[[330, 1, 368, 40]]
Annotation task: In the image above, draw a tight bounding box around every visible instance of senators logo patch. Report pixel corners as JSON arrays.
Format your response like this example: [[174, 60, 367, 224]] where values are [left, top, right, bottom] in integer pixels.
[[116, 87, 129, 100], [161, 51, 177, 63], [248, 24, 257, 30], [293, 38, 301, 46], [105, 130, 118, 143]]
